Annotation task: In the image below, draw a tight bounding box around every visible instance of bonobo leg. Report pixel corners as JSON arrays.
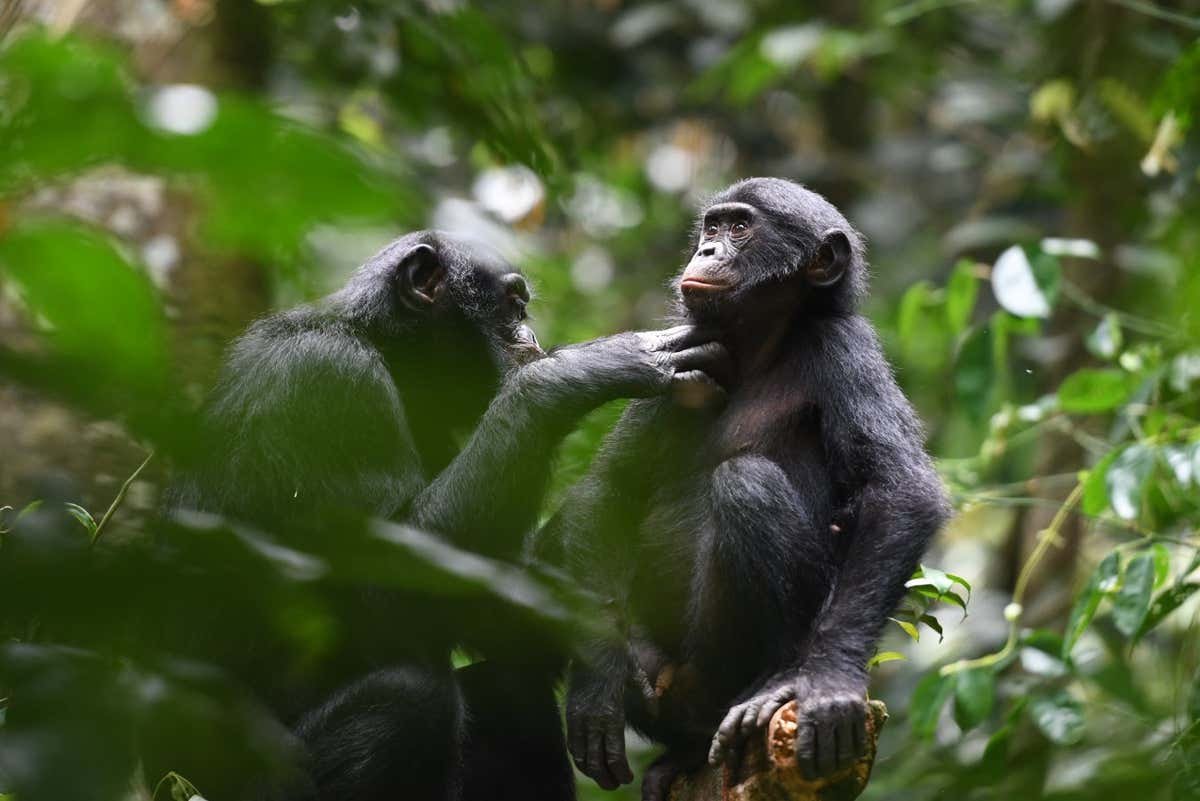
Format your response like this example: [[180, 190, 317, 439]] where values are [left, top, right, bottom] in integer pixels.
[[457, 660, 576, 801], [689, 455, 835, 772], [292, 665, 463, 801]]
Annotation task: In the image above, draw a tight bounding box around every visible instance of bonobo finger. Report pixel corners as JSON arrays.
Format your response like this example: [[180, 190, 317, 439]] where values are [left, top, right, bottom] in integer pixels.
[[587, 728, 616, 789], [834, 708, 856, 771], [756, 692, 788, 729], [670, 342, 733, 388], [655, 323, 719, 352], [850, 704, 867, 757], [604, 726, 634, 785], [814, 714, 837, 777], [568, 721, 587, 770], [710, 703, 744, 765], [795, 719, 818, 779], [671, 371, 726, 409]]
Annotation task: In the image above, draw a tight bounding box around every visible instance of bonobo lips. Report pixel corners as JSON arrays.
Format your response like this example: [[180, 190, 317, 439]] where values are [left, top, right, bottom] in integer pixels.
[[680, 277, 729, 294]]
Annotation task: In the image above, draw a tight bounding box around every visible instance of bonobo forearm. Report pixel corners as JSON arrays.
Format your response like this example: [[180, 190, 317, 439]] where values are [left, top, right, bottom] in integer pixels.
[[804, 480, 949, 675], [409, 356, 600, 561], [411, 326, 726, 561]]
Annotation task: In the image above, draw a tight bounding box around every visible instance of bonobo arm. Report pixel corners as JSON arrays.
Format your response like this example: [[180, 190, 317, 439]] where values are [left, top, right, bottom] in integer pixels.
[[710, 317, 949, 778], [410, 326, 725, 562]]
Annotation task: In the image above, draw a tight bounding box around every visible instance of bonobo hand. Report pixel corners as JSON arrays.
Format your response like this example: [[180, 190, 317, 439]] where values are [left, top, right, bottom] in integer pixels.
[[708, 668, 869, 779], [546, 324, 731, 404], [566, 657, 634, 790]]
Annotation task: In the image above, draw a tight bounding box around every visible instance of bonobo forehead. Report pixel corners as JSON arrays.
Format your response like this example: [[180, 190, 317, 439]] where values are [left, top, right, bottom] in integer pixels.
[[707, 177, 850, 236], [429, 231, 521, 280]]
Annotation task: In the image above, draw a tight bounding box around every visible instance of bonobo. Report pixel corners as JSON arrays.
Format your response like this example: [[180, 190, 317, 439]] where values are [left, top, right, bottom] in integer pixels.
[[544, 178, 950, 800], [166, 231, 728, 801]]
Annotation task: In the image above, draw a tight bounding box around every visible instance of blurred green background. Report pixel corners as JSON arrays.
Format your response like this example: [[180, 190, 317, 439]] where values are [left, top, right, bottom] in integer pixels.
[[1, 0, 1199, 799]]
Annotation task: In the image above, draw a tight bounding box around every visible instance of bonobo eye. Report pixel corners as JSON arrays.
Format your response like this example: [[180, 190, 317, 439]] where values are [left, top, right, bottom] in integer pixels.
[[704, 223, 719, 238], [731, 221, 749, 236]]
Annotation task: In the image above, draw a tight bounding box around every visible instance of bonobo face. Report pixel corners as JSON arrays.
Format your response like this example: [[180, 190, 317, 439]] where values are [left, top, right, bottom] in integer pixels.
[[387, 233, 544, 372], [678, 178, 861, 320]]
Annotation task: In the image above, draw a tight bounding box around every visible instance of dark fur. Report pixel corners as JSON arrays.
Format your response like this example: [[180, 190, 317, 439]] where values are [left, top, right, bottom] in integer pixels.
[[165, 231, 728, 801], [546, 179, 950, 798]]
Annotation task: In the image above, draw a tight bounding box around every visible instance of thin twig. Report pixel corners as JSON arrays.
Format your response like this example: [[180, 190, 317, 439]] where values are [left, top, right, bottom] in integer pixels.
[[91, 451, 153, 546], [1107, 0, 1200, 31]]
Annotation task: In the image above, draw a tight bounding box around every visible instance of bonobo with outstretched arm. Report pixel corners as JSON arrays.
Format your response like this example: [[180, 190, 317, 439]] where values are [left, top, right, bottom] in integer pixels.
[[166, 231, 728, 801]]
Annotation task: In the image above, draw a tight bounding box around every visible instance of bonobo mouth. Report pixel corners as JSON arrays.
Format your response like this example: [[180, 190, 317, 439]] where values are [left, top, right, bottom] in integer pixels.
[[679, 278, 730, 294]]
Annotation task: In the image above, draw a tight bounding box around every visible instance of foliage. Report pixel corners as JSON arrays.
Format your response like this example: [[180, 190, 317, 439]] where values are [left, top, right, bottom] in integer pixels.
[[1, 1, 1200, 800]]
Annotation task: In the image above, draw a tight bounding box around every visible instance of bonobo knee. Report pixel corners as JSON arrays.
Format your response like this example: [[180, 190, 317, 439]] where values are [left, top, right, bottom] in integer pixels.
[[295, 666, 463, 801], [710, 455, 811, 534]]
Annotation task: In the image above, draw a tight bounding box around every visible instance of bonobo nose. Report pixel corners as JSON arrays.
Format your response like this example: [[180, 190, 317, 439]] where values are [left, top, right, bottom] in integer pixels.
[[696, 241, 724, 258]]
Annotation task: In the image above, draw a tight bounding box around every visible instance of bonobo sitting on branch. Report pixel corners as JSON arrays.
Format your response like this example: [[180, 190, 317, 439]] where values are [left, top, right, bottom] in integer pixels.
[[166, 231, 728, 801], [542, 178, 950, 800]]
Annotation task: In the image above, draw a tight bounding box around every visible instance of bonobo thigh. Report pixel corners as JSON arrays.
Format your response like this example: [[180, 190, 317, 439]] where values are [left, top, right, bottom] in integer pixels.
[[687, 454, 832, 675], [293, 665, 463, 801]]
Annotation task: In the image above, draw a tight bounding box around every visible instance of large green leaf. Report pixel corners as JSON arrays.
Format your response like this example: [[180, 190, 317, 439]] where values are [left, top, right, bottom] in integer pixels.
[[1062, 552, 1120, 660], [1028, 691, 1085, 745], [1113, 552, 1156, 637], [1058, 368, 1140, 414], [0, 222, 170, 395], [953, 667, 995, 732], [910, 670, 954, 740]]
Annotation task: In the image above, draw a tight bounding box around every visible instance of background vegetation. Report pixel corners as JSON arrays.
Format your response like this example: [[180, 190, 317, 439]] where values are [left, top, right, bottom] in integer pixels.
[[1, 0, 1199, 799]]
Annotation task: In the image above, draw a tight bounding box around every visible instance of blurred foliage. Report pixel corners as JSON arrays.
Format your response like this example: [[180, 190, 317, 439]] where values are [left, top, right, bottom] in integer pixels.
[[2, 0, 1200, 800]]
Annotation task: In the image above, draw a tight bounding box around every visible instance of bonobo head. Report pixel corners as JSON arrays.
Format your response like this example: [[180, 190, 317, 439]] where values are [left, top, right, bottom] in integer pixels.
[[677, 178, 867, 323], [333, 230, 543, 375]]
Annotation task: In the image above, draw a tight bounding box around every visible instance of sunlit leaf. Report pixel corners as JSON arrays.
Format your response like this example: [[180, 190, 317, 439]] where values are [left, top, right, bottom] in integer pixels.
[[1028, 691, 1085, 745], [1086, 314, 1123, 360], [1063, 552, 1120, 660], [1058, 368, 1139, 414], [1105, 445, 1156, 520], [890, 617, 920, 641], [991, 245, 1058, 318], [868, 651, 906, 668], [1113, 552, 1155, 637], [1081, 449, 1120, 515], [63, 503, 97, 536], [953, 668, 995, 732], [1134, 582, 1200, 643]]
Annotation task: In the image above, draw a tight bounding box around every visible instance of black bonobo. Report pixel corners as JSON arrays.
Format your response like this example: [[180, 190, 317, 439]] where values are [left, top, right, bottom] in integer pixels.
[[544, 178, 950, 800], [165, 231, 728, 801]]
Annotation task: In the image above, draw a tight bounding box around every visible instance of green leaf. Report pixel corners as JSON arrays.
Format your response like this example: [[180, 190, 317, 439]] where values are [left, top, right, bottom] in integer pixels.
[[1058, 368, 1139, 414], [0, 223, 171, 395], [945, 260, 978, 334], [1114, 553, 1156, 637], [890, 617, 920, 641], [1105, 445, 1156, 520], [1086, 314, 1123, 360], [1152, 542, 1171, 588], [1134, 582, 1200, 643], [953, 668, 995, 732], [1062, 551, 1120, 660], [868, 651, 906, 667], [919, 614, 944, 643], [1081, 449, 1120, 516], [1028, 691, 1085, 745], [64, 503, 97, 536], [910, 671, 954, 740]]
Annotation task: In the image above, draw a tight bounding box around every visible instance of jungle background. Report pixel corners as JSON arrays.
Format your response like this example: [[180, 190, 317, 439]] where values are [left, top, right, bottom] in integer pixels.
[[1, 0, 1199, 799]]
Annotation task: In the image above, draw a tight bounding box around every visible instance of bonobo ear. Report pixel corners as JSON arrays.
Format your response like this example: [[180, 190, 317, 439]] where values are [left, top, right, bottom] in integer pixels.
[[807, 228, 851, 288], [397, 243, 446, 308]]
